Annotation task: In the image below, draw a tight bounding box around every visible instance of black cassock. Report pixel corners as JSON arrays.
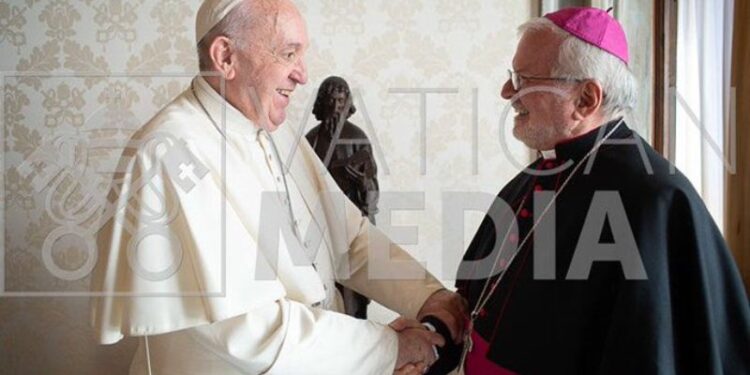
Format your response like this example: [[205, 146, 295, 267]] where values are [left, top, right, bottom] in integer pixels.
[[436, 121, 750, 375]]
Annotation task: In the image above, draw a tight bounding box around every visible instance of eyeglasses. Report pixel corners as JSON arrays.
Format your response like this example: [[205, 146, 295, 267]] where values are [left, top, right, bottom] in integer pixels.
[[507, 69, 584, 91]]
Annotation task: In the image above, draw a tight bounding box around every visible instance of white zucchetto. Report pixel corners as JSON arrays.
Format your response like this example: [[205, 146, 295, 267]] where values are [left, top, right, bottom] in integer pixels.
[[195, 0, 245, 44]]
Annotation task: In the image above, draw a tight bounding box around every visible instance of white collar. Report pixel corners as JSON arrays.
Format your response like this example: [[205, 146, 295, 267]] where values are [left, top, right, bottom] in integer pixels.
[[540, 149, 557, 160], [191, 75, 262, 141]]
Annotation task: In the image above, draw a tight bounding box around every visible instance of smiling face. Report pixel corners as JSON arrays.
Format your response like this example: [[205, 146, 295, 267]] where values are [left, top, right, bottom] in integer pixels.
[[501, 29, 579, 150], [225, 0, 309, 131]]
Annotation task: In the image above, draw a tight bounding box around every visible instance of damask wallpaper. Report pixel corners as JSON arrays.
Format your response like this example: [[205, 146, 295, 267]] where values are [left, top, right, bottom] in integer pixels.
[[0, 1, 536, 373]]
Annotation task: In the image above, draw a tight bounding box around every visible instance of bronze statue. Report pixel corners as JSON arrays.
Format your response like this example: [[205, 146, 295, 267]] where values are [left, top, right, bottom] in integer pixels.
[[306, 76, 379, 319]]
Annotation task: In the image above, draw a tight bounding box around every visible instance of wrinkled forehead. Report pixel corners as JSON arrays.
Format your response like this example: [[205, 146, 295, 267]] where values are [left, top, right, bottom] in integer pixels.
[[252, 1, 308, 49], [513, 29, 563, 74]]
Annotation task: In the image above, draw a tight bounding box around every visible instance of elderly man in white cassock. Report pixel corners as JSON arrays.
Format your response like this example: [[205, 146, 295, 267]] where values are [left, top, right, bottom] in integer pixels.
[[90, 0, 467, 374]]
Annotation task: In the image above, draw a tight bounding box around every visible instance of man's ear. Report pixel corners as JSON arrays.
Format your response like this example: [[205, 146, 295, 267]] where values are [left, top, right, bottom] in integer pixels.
[[209, 36, 238, 80], [572, 80, 603, 120]]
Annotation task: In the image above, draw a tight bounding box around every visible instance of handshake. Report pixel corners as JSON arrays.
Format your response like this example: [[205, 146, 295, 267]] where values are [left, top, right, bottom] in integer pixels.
[[390, 290, 468, 375]]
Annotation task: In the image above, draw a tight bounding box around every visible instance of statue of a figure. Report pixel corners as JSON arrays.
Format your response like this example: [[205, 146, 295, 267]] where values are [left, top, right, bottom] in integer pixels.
[[306, 76, 379, 319]]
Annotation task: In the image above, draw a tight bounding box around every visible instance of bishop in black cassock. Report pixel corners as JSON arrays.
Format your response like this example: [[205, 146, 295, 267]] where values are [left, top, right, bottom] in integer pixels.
[[456, 120, 750, 374], [431, 6, 750, 375]]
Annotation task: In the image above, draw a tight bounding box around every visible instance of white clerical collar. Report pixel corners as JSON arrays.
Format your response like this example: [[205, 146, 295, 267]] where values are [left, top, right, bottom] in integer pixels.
[[540, 149, 557, 160], [192, 75, 261, 141]]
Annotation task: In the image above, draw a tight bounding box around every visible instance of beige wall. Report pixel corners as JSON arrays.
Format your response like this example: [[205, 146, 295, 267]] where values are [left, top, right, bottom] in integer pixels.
[[0, 1, 533, 373]]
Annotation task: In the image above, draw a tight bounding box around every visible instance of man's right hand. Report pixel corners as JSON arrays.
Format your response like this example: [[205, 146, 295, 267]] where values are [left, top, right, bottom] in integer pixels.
[[390, 318, 445, 373]]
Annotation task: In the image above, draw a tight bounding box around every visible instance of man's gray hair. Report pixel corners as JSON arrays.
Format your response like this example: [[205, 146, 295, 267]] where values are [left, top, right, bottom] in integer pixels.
[[518, 17, 638, 120], [196, 1, 254, 73]]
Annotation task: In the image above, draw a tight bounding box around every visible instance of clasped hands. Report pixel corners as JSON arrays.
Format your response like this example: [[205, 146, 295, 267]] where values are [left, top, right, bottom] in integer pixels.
[[391, 289, 468, 374]]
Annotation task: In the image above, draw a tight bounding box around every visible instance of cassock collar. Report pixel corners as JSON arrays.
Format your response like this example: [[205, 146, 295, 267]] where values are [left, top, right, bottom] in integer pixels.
[[540, 149, 557, 160], [191, 75, 262, 142], [553, 118, 629, 161]]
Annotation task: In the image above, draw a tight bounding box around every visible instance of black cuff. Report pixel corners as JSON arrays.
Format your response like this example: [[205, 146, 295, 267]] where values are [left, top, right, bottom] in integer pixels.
[[421, 316, 462, 375]]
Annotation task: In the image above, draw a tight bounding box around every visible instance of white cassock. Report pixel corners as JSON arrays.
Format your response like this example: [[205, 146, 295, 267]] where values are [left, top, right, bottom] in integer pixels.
[[91, 76, 444, 375]]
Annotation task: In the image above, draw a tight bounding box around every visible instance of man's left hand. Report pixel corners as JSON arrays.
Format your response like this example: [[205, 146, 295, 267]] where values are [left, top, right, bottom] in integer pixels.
[[417, 289, 469, 344]]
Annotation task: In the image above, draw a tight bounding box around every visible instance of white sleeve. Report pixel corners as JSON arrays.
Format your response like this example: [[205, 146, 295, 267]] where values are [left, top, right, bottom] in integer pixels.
[[190, 298, 399, 375]]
